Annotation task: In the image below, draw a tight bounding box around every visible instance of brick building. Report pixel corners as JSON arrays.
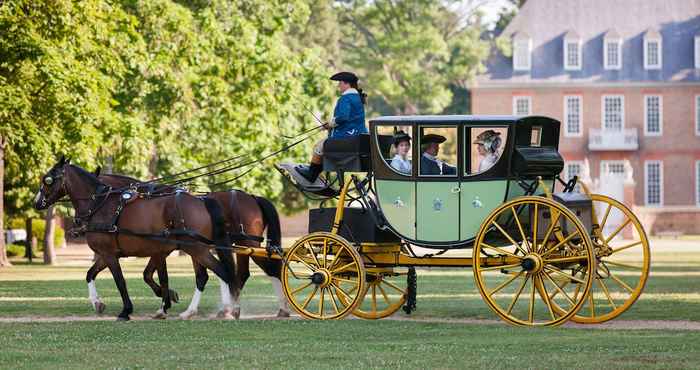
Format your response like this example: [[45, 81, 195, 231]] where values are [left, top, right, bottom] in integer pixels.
[[471, 0, 700, 235]]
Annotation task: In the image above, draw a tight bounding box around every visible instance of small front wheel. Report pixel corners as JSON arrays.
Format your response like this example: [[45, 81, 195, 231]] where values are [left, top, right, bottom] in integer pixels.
[[281, 232, 366, 320]]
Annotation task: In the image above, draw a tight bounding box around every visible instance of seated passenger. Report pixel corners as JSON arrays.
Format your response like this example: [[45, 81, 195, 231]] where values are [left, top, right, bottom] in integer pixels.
[[420, 134, 456, 176], [474, 130, 502, 172], [390, 130, 412, 174]]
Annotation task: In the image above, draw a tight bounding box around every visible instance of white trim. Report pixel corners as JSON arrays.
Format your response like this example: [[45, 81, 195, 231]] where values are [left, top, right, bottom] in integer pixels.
[[513, 38, 532, 71], [643, 95, 663, 136], [564, 39, 582, 71], [604, 38, 622, 70], [643, 38, 662, 70], [512, 96, 532, 115], [696, 160, 700, 207], [644, 160, 663, 207], [601, 95, 625, 131], [563, 95, 583, 137], [696, 95, 700, 137], [695, 36, 700, 69], [600, 160, 627, 178]]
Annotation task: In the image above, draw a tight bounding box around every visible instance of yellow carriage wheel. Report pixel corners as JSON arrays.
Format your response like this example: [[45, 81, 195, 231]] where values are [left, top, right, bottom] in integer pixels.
[[338, 268, 409, 319], [556, 194, 651, 323], [473, 196, 595, 327], [281, 232, 366, 320]]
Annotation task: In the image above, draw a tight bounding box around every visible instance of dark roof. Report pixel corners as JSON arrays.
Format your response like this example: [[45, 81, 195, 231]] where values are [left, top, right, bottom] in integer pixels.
[[476, 0, 700, 86]]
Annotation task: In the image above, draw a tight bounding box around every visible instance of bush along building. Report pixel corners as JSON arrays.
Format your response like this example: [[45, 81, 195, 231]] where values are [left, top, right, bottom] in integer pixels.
[[471, 0, 700, 235]]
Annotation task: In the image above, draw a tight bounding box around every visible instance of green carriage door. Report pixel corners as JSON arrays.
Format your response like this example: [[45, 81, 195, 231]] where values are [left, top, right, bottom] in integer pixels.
[[416, 126, 460, 242], [460, 126, 510, 239]]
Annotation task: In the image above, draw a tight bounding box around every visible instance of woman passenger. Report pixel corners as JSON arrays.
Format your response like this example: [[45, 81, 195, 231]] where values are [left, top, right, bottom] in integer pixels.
[[390, 130, 411, 174]]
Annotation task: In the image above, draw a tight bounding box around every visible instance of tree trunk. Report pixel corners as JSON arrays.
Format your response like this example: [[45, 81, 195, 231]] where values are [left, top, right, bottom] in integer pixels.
[[0, 135, 10, 267], [25, 218, 33, 263], [43, 205, 57, 265]]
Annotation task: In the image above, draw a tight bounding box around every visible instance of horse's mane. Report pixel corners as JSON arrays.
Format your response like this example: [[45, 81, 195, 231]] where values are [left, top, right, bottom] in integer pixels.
[[101, 172, 142, 183], [69, 164, 104, 187]]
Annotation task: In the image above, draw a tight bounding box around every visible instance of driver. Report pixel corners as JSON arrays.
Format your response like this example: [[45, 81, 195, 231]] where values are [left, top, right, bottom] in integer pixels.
[[474, 130, 502, 172], [420, 134, 456, 176]]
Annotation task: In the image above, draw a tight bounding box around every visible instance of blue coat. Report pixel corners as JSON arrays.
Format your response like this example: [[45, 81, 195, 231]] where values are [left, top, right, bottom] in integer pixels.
[[330, 91, 367, 139]]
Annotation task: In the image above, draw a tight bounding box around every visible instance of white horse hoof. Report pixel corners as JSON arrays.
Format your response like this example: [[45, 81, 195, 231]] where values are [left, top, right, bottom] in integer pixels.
[[179, 310, 197, 320], [152, 310, 167, 320], [217, 307, 236, 320]]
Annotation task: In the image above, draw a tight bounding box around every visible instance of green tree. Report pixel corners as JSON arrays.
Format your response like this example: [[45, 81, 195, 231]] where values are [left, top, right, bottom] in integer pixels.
[[337, 0, 489, 115]]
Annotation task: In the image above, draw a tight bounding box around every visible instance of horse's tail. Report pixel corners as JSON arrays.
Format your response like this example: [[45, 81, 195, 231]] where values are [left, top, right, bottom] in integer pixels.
[[253, 196, 282, 249], [203, 197, 239, 293]]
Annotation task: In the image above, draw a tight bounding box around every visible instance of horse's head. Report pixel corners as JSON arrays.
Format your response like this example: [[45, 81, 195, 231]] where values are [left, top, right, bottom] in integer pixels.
[[34, 155, 71, 210]]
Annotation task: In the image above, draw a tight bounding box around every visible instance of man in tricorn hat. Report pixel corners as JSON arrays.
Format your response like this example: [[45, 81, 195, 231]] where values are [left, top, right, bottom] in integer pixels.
[[296, 71, 368, 183], [420, 134, 456, 176]]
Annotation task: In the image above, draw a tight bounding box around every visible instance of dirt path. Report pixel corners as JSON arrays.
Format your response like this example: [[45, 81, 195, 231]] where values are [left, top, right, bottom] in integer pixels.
[[2, 314, 700, 331]]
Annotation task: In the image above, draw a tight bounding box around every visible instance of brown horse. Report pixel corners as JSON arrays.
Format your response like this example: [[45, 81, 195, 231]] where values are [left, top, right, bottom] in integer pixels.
[[89, 172, 288, 319], [34, 157, 240, 321]]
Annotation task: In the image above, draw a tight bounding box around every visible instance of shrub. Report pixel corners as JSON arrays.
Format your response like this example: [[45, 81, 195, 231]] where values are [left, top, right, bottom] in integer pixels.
[[7, 218, 65, 251], [6, 243, 25, 257]]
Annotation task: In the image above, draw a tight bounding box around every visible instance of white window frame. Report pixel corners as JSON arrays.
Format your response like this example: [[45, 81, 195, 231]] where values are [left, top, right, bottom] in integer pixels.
[[643, 37, 662, 70], [564, 160, 584, 181], [513, 38, 532, 71], [696, 95, 700, 136], [512, 96, 532, 116], [643, 95, 663, 136], [600, 160, 627, 179], [564, 39, 582, 70], [695, 36, 700, 69], [604, 38, 622, 70], [696, 160, 700, 206], [563, 95, 583, 137], [601, 95, 625, 131], [644, 160, 663, 207]]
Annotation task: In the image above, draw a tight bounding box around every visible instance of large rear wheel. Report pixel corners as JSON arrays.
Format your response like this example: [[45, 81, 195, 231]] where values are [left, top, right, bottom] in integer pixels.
[[473, 196, 595, 327], [281, 232, 366, 320]]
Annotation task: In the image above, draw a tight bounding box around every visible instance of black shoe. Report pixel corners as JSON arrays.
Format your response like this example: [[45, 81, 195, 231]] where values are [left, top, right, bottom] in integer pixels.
[[296, 163, 322, 183]]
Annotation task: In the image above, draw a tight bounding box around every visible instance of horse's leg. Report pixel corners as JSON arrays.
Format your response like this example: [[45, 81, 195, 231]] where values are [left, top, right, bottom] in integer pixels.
[[253, 256, 290, 318], [103, 254, 133, 321], [229, 254, 251, 319], [152, 255, 172, 320], [143, 257, 163, 298], [86, 257, 108, 314], [179, 258, 208, 320], [186, 248, 238, 320]]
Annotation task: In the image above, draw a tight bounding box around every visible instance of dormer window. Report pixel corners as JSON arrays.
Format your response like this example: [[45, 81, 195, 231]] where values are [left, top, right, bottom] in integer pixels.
[[644, 29, 662, 70], [512, 32, 531, 71], [563, 31, 582, 70], [695, 35, 700, 69], [604, 30, 622, 70]]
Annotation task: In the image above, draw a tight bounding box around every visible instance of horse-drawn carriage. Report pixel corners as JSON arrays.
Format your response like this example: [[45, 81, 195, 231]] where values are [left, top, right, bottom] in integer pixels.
[[275, 115, 650, 326]]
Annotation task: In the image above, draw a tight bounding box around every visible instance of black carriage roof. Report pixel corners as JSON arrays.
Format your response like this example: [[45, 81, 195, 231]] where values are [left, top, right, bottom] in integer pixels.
[[371, 114, 528, 125]]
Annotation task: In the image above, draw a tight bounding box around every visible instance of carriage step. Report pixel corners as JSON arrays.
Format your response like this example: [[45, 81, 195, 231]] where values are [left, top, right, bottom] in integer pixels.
[[275, 163, 338, 197]]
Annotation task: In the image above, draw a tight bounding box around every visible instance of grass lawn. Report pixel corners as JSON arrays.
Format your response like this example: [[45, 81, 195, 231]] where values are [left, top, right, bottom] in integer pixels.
[[1, 239, 699, 369]]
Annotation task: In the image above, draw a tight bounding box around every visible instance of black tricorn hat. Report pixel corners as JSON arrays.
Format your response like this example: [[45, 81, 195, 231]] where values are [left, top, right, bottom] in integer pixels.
[[421, 134, 447, 145], [392, 130, 411, 145], [330, 71, 359, 84]]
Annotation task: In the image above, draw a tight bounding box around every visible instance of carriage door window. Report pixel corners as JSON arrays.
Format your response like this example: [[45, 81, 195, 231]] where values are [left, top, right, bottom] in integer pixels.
[[374, 124, 416, 239], [416, 126, 459, 242], [460, 126, 509, 239]]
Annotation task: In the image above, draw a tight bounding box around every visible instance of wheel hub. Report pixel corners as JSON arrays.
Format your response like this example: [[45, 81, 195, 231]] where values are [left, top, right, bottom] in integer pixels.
[[310, 269, 331, 288], [521, 254, 544, 274]]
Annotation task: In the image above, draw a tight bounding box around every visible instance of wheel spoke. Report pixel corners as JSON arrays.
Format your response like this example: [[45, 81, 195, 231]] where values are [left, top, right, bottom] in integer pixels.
[[572, 282, 582, 302], [291, 281, 313, 295], [528, 275, 536, 323], [604, 218, 632, 244], [541, 230, 581, 258], [378, 283, 392, 304], [332, 276, 359, 285], [537, 275, 557, 320], [328, 287, 340, 314], [488, 271, 524, 297], [547, 277, 570, 301], [331, 261, 357, 274], [371, 285, 377, 313], [511, 207, 531, 252], [539, 209, 561, 252], [302, 285, 319, 310], [531, 203, 538, 253], [331, 282, 354, 302], [597, 278, 617, 310], [382, 279, 406, 294], [480, 242, 521, 259], [610, 240, 643, 254], [608, 272, 635, 293], [544, 266, 587, 285], [479, 263, 522, 272], [588, 290, 595, 317], [322, 239, 329, 268], [543, 271, 576, 307], [506, 274, 530, 315], [327, 246, 347, 271], [305, 243, 321, 268], [603, 260, 643, 270], [290, 253, 317, 272], [598, 203, 613, 232], [318, 287, 325, 317], [543, 255, 589, 264], [492, 221, 528, 256]]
